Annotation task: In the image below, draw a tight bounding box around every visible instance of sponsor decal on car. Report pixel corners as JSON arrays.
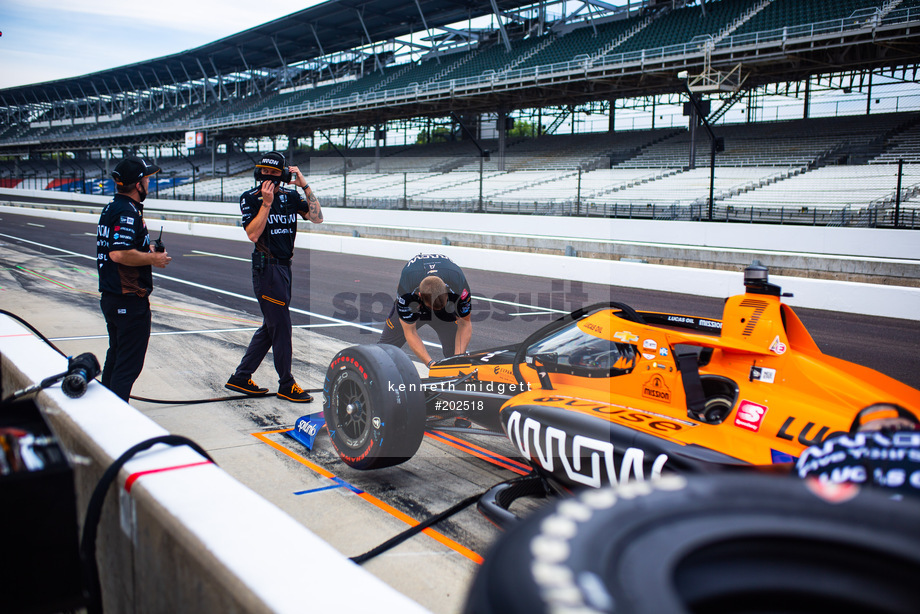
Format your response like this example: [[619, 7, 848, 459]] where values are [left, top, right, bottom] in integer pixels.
[[643, 339, 657, 350], [776, 416, 840, 446], [642, 374, 672, 403], [614, 331, 639, 343], [642, 353, 656, 361], [769, 335, 787, 355], [527, 395, 694, 430], [734, 400, 768, 431], [750, 365, 776, 383], [505, 410, 669, 488]]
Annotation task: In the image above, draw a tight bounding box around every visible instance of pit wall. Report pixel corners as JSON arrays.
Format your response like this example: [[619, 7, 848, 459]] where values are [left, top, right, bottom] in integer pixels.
[[0, 314, 429, 614], [1, 189, 919, 321], [2, 187, 917, 259]]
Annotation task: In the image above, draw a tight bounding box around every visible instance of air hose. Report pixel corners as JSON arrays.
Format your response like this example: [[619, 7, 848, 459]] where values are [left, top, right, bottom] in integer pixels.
[[349, 491, 485, 565]]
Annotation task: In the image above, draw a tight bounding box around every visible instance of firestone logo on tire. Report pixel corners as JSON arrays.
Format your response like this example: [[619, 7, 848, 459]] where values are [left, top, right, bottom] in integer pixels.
[[734, 400, 768, 431], [332, 355, 368, 379]]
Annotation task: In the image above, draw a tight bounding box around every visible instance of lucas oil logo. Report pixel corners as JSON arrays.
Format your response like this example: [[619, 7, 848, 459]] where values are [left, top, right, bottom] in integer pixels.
[[642, 374, 671, 403]]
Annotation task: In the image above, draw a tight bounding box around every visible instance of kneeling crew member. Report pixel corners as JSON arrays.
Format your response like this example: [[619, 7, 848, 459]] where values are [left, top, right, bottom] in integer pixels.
[[378, 253, 472, 367], [97, 156, 171, 401], [226, 151, 323, 402]]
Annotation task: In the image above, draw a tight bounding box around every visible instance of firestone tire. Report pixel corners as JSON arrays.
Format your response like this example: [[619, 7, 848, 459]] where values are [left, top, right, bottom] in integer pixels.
[[323, 344, 426, 470], [465, 473, 920, 614]]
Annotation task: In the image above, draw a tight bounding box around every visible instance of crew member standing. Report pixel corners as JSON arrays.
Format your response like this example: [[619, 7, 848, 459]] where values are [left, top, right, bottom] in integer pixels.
[[378, 253, 473, 367], [226, 151, 323, 402], [97, 155, 171, 401]]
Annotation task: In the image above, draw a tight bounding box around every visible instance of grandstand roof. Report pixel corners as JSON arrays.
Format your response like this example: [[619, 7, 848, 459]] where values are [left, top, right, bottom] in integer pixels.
[[0, 0, 528, 102]]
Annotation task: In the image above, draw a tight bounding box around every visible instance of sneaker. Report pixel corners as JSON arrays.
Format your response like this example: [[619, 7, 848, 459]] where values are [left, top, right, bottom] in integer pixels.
[[225, 375, 269, 396], [278, 381, 313, 403]]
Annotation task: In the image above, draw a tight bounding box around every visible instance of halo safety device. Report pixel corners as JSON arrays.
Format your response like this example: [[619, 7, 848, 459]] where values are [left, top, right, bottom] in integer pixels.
[[254, 151, 292, 185], [112, 156, 161, 186]]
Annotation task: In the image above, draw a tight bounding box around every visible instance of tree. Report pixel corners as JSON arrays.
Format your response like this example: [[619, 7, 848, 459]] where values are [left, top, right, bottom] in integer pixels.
[[509, 120, 542, 138], [416, 126, 453, 144]]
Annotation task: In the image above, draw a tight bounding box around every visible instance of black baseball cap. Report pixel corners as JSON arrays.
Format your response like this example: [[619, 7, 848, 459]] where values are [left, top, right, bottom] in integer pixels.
[[112, 156, 161, 186], [255, 151, 286, 173]]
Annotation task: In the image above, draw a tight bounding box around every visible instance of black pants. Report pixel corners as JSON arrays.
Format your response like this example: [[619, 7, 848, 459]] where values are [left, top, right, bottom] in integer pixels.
[[234, 263, 294, 386], [100, 293, 151, 402], [378, 301, 458, 358]]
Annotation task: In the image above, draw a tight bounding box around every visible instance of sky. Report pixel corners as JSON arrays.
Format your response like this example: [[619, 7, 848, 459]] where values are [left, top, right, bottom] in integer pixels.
[[0, 0, 326, 89]]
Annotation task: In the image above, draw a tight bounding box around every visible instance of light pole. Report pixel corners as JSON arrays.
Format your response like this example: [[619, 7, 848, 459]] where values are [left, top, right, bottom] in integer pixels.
[[450, 111, 490, 213], [678, 71, 724, 221]]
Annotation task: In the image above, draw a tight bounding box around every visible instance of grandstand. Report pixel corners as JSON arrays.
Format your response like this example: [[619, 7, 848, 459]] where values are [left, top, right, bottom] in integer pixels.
[[2, 0, 920, 227]]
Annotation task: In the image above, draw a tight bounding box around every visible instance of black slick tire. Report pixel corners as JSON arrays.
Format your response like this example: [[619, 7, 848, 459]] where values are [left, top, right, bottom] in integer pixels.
[[323, 344, 425, 470], [465, 473, 920, 614]]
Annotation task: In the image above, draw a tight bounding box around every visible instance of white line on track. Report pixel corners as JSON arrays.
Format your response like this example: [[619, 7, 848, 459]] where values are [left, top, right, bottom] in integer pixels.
[[3, 231, 574, 352], [190, 250, 250, 262], [2, 232, 491, 348]]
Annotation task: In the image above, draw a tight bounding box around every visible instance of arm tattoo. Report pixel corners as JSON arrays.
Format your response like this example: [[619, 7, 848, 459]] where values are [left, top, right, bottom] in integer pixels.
[[306, 190, 323, 222]]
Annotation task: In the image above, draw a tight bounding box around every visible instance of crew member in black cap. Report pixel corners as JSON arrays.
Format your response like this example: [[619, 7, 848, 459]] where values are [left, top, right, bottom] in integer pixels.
[[96, 155, 171, 401], [226, 151, 323, 402], [378, 253, 473, 367]]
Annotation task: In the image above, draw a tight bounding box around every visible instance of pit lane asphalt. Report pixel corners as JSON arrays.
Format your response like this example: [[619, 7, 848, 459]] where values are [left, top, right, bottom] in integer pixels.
[[2, 210, 919, 614]]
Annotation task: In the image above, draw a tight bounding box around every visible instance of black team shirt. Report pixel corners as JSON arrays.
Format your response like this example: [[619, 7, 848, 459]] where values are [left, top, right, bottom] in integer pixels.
[[395, 254, 473, 323], [240, 185, 310, 259], [97, 194, 153, 297]]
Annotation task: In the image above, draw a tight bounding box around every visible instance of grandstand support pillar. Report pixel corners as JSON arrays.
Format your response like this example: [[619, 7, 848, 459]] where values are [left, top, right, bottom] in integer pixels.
[[866, 71, 874, 116], [895, 158, 903, 228], [688, 104, 698, 170], [608, 99, 615, 132], [576, 168, 582, 214], [480, 155, 484, 212], [498, 111, 507, 172], [803, 77, 811, 119]]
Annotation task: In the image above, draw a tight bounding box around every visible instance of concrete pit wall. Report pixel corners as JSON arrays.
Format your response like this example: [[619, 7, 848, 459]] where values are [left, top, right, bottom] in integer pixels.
[[0, 314, 429, 614]]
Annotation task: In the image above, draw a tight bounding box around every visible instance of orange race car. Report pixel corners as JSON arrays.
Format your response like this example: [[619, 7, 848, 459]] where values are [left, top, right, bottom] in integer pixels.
[[317, 262, 920, 516]]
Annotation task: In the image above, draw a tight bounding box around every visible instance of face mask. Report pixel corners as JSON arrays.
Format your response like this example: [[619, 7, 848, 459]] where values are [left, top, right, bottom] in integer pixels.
[[137, 181, 148, 202]]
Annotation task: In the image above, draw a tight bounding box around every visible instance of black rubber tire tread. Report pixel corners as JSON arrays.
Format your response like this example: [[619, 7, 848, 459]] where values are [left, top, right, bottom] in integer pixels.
[[465, 473, 920, 614], [323, 344, 425, 470], [376, 343, 427, 455]]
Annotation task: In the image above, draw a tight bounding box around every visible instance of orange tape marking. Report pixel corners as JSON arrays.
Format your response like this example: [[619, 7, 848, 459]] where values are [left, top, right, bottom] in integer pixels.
[[252, 429, 483, 564], [424, 430, 531, 475]]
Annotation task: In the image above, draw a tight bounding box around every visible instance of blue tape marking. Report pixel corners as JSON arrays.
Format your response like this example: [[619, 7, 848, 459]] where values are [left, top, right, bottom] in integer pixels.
[[293, 476, 365, 496], [294, 483, 344, 496], [332, 476, 365, 495]]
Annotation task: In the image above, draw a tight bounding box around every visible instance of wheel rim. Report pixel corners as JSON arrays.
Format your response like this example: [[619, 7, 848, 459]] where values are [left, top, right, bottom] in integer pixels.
[[332, 373, 370, 449]]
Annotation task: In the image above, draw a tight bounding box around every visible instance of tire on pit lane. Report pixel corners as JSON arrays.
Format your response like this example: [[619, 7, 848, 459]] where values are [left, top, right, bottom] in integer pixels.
[[464, 473, 920, 614], [323, 344, 426, 470]]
